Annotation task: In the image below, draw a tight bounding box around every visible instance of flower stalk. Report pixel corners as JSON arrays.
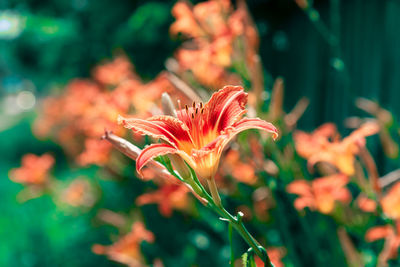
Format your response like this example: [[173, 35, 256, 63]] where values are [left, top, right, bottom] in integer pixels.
[[185, 167, 273, 266], [207, 176, 222, 207]]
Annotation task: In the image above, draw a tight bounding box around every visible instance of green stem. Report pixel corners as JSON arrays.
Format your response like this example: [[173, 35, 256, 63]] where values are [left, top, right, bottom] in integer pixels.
[[229, 222, 235, 267], [208, 196, 273, 266], [207, 177, 222, 207], [186, 168, 273, 266]]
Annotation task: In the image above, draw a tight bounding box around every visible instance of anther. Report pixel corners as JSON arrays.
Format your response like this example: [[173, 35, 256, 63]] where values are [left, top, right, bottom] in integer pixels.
[[192, 101, 196, 109], [185, 105, 189, 113], [191, 113, 195, 119], [195, 108, 198, 114], [199, 102, 203, 109]]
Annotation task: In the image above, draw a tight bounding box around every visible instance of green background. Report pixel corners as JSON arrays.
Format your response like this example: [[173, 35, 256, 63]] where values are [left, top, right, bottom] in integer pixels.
[[1, 0, 399, 266]]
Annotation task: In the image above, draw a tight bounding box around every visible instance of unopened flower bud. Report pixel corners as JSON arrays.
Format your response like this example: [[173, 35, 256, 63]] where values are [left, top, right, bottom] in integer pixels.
[[169, 154, 192, 179], [160, 92, 192, 180], [161, 92, 177, 117]]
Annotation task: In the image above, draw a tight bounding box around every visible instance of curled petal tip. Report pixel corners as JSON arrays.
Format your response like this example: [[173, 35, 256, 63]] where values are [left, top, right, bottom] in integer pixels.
[[136, 143, 178, 177], [117, 115, 124, 125], [271, 127, 279, 140]]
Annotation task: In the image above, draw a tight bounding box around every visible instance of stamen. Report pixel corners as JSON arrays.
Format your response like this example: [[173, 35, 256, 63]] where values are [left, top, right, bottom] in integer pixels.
[[199, 102, 203, 109], [200, 108, 204, 114], [185, 104, 189, 113], [191, 113, 195, 119], [195, 108, 198, 114], [192, 101, 196, 109]]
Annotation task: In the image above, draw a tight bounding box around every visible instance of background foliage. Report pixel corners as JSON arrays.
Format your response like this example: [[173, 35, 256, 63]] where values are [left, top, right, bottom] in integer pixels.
[[1, 0, 399, 266]]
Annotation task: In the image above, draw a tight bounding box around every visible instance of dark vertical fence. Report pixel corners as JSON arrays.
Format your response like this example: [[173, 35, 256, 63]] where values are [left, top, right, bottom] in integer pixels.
[[250, 0, 400, 173]]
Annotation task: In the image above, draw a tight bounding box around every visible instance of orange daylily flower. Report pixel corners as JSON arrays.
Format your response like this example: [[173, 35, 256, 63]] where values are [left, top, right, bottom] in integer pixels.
[[170, 1, 204, 38], [136, 183, 191, 217], [170, 0, 231, 38], [222, 149, 257, 185], [119, 85, 278, 180], [175, 42, 241, 89], [9, 153, 54, 185], [92, 222, 154, 267], [365, 222, 400, 263], [92, 55, 136, 86], [287, 174, 351, 214], [171, 0, 260, 89], [78, 138, 113, 166], [33, 56, 180, 166], [294, 122, 379, 175], [61, 178, 97, 208], [381, 182, 400, 219]]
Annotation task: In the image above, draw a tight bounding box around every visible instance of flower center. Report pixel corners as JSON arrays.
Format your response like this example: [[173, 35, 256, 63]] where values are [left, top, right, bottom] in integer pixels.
[[182, 101, 217, 150]]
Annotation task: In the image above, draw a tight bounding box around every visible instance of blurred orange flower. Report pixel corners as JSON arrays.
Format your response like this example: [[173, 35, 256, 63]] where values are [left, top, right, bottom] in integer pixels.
[[136, 183, 191, 217], [77, 139, 113, 166], [381, 182, 400, 219], [92, 222, 154, 267], [171, 0, 260, 89], [9, 153, 54, 185], [170, 1, 204, 38], [287, 174, 351, 214], [294, 122, 379, 175], [357, 195, 377, 213], [170, 0, 231, 38], [365, 222, 400, 262], [92, 55, 137, 86], [222, 149, 257, 185], [33, 56, 179, 166], [61, 178, 97, 208]]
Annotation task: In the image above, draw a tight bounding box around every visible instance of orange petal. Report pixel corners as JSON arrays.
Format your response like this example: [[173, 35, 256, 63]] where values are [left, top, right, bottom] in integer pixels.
[[204, 85, 248, 133], [381, 182, 400, 219], [357, 196, 377, 212], [294, 197, 315, 211], [118, 115, 192, 147], [365, 225, 394, 242], [344, 121, 380, 148], [136, 143, 195, 178], [287, 180, 313, 197], [218, 118, 278, 147]]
